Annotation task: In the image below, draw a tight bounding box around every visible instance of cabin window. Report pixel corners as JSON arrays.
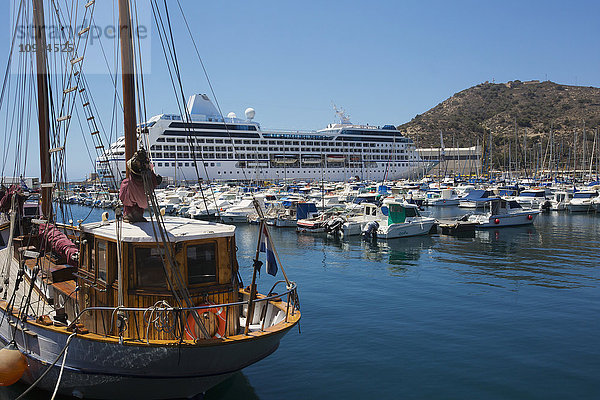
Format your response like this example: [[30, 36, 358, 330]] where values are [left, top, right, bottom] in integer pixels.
[[187, 243, 217, 285], [405, 207, 417, 217], [97, 240, 108, 281], [135, 247, 168, 288]]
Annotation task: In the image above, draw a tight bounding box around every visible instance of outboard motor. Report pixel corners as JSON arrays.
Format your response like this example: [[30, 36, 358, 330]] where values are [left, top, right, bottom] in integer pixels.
[[325, 217, 344, 234], [541, 201, 552, 212], [361, 221, 379, 239]]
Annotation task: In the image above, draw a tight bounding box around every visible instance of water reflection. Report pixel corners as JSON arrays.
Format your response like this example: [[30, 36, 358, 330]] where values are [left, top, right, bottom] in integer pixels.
[[205, 372, 260, 400], [433, 221, 600, 290], [358, 234, 435, 274], [0, 372, 260, 400]]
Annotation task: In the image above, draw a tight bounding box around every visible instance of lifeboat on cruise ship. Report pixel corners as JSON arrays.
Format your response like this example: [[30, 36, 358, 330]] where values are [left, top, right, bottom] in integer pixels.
[[326, 155, 345, 163], [272, 155, 298, 165], [302, 155, 322, 164]]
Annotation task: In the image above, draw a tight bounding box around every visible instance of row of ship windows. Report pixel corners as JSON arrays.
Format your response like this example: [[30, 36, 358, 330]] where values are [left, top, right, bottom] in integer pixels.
[[152, 162, 412, 170], [151, 153, 414, 160], [150, 145, 407, 153], [154, 137, 406, 148]]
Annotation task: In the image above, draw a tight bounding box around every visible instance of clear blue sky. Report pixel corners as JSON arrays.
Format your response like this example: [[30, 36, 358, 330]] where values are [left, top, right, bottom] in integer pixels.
[[2, 0, 600, 180]]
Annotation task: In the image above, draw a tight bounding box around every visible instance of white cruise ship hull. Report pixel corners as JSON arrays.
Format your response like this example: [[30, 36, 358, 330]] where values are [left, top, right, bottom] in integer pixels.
[[96, 94, 433, 184], [104, 159, 426, 184]]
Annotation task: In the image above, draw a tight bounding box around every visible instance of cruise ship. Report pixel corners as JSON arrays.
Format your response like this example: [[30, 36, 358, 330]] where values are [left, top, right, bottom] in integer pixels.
[[97, 94, 432, 183]]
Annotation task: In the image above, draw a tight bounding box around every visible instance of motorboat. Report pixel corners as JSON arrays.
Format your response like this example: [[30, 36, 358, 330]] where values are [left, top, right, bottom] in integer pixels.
[[425, 188, 460, 206], [549, 190, 572, 211], [511, 188, 550, 210], [467, 198, 540, 228], [567, 190, 598, 213], [370, 202, 437, 239], [459, 189, 495, 208]]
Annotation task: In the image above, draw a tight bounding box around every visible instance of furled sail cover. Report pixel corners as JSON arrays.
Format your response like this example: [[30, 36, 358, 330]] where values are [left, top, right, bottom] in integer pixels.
[[38, 224, 79, 265]]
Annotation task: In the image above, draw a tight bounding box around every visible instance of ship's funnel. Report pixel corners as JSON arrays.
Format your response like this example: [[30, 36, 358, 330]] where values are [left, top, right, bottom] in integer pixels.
[[186, 94, 220, 118]]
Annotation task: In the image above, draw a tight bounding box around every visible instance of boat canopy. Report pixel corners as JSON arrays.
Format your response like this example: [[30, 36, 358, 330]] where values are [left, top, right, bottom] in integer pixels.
[[387, 203, 419, 224], [573, 191, 598, 199], [519, 190, 546, 197], [80, 217, 235, 243], [296, 203, 318, 220], [461, 189, 494, 202]]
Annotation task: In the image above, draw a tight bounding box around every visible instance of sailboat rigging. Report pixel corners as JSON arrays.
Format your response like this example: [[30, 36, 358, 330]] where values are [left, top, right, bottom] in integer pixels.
[[0, 1, 300, 398]]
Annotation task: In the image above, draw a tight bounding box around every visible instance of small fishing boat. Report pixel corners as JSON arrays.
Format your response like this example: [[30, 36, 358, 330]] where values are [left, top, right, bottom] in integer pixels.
[[368, 202, 437, 239], [467, 198, 540, 228], [340, 203, 383, 237], [296, 206, 345, 234]]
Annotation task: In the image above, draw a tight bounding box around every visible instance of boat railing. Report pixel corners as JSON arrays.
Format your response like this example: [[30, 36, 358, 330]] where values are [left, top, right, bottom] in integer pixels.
[[67, 282, 299, 343]]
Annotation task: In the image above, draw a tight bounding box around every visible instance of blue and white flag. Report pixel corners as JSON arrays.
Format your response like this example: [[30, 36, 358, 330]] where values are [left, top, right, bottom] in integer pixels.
[[259, 225, 278, 276], [19, 177, 29, 191]]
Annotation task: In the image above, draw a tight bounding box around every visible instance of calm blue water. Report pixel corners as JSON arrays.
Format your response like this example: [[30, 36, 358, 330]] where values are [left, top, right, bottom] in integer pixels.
[[2, 205, 599, 399]]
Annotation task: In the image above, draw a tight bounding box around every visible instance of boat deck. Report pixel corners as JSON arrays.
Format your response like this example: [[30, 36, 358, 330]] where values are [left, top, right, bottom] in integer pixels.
[[0, 247, 55, 318]]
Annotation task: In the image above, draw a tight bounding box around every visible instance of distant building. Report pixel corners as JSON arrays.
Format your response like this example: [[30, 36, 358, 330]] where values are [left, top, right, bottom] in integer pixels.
[[417, 145, 482, 177], [1, 176, 40, 189]]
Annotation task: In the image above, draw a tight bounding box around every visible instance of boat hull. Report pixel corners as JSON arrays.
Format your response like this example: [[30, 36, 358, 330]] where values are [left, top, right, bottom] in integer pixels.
[[567, 203, 594, 213], [0, 311, 292, 399], [469, 211, 539, 228], [427, 199, 459, 206], [296, 220, 326, 233], [220, 214, 250, 223], [377, 219, 436, 239], [458, 201, 484, 208]]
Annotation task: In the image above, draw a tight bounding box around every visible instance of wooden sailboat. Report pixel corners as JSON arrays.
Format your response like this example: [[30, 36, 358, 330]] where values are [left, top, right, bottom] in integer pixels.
[[0, 1, 300, 398]]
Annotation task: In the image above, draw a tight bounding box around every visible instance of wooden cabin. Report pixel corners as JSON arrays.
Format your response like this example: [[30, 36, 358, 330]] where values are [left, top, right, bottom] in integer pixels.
[[74, 217, 241, 341]]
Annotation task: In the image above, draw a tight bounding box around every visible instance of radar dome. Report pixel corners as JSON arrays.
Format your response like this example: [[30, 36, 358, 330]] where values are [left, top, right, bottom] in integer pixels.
[[227, 112, 237, 119], [245, 108, 256, 120]]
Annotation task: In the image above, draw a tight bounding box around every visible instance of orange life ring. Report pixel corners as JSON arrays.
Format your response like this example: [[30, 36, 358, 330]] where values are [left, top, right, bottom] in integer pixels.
[[185, 303, 227, 340]]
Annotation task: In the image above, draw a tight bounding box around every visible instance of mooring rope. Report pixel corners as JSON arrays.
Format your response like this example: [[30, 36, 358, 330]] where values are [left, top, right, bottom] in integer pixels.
[[15, 332, 77, 400]]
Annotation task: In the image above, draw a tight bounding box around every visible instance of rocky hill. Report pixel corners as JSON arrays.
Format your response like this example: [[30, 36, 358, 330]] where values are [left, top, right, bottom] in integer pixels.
[[398, 81, 600, 167]]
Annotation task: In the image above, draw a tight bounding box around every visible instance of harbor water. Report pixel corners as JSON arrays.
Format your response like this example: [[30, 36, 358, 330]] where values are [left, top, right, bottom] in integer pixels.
[[2, 205, 599, 399]]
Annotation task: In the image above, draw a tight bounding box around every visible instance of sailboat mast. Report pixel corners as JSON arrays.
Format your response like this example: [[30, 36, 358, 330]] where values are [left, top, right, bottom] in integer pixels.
[[119, 0, 137, 175], [32, 0, 52, 218]]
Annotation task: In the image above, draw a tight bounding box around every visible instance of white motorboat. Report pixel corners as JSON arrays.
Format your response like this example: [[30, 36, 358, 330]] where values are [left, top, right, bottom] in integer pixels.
[[467, 198, 540, 228], [549, 190, 572, 211], [567, 190, 598, 213], [340, 203, 383, 237], [459, 189, 495, 208], [425, 188, 460, 206], [220, 196, 267, 223], [511, 188, 550, 210], [371, 202, 437, 239]]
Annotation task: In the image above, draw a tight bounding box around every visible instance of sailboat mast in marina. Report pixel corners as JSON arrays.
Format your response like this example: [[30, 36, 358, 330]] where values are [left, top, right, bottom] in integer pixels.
[[0, 1, 300, 398]]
